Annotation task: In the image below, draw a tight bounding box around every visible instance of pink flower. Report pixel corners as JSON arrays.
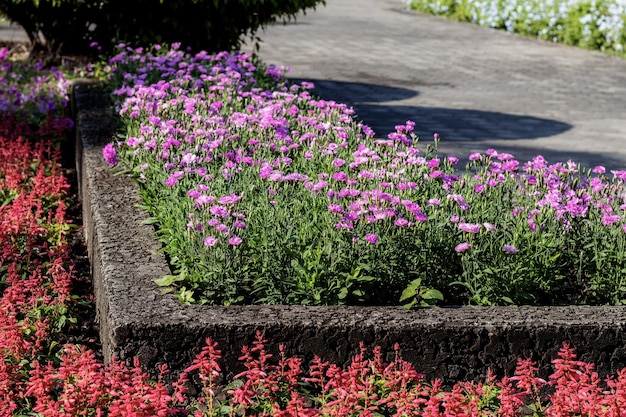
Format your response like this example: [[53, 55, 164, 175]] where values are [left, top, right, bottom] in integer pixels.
[[483, 222, 497, 231], [602, 214, 621, 226], [365, 233, 378, 244], [218, 193, 242, 205], [229, 236, 243, 246], [394, 217, 409, 227], [327, 204, 344, 214], [454, 242, 471, 253], [593, 165, 606, 174], [204, 236, 218, 247], [502, 244, 517, 254], [102, 143, 118, 166], [458, 222, 481, 234]]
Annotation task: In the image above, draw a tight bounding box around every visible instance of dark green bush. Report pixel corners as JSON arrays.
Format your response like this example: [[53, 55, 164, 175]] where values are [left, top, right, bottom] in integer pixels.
[[0, 0, 325, 57]]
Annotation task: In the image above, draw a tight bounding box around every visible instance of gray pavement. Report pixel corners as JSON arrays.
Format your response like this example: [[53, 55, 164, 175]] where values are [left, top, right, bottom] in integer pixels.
[[0, 20, 28, 44], [243, 0, 626, 171]]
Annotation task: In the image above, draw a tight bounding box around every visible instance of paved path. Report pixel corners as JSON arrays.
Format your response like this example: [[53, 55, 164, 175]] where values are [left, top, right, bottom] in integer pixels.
[[243, 0, 626, 171], [0, 21, 28, 44]]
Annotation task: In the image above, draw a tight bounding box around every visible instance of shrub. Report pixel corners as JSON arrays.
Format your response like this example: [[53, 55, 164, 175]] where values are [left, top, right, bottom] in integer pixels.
[[0, 0, 326, 58]]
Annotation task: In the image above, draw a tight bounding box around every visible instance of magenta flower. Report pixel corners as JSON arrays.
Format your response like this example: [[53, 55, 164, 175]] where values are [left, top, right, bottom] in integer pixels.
[[229, 236, 243, 246], [365, 233, 378, 244], [218, 193, 242, 205], [426, 198, 441, 206], [602, 214, 621, 226], [394, 217, 409, 227], [204, 236, 218, 247], [327, 204, 344, 214], [102, 143, 118, 166], [458, 222, 481, 234], [593, 165, 606, 174], [209, 205, 229, 217], [502, 244, 517, 254], [483, 222, 497, 231], [215, 224, 229, 233], [454, 242, 471, 253], [612, 170, 626, 181]]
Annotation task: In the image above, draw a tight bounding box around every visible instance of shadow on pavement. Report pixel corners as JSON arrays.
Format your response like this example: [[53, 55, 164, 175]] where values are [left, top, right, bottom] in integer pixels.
[[286, 78, 626, 170]]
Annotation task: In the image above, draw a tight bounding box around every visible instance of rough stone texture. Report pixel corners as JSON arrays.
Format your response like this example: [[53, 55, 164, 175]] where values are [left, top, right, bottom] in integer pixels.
[[73, 80, 626, 387]]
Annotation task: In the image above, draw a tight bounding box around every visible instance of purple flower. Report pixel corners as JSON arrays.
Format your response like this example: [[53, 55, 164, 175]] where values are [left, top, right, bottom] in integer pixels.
[[458, 222, 481, 234], [602, 214, 621, 226], [218, 193, 242, 205], [483, 222, 497, 232], [502, 244, 517, 254], [215, 224, 229, 233], [365, 233, 378, 244], [209, 205, 229, 217], [103, 143, 118, 166], [394, 217, 409, 227], [593, 165, 606, 174], [427, 198, 441, 207], [164, 171, 184, 186], [204, 236, 218, 247], [229, 236, 243, 246], [454, 242, 471, 253], [612, 170, 626, 181], [327, 204, 344, 214]]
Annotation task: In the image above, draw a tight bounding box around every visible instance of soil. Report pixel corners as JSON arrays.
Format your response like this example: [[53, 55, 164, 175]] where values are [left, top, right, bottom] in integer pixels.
[[59, 162, 104, 362]]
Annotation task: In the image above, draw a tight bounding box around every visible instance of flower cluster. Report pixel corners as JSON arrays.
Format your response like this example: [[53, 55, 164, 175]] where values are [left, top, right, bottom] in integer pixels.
[[404, 0, 626, 55], [0, 47, 75, 142], [175, 332, 626, 417], [106, 44, 626, 307]]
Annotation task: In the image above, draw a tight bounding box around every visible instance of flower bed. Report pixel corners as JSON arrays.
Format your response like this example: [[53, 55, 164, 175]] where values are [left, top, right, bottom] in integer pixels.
[[403, 0, 626, 57], [104, 44, 626, 307], [4, 34, 626, 417]]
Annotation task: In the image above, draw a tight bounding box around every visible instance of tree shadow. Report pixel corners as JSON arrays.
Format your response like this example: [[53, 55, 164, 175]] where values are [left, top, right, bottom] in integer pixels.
[[286, 78, 626, 170], [292, 78, 571, 140]]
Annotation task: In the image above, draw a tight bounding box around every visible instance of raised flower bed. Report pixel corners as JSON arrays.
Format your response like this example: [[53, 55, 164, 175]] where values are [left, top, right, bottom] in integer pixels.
[[73, 44, 626, 385]]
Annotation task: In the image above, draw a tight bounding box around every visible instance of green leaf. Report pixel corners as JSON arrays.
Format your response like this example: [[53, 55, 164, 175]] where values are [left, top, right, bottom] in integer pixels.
[[154, 272, 186, 287], [399, 286, 417, 302], [338, 287, 348, 300], [421, 289, 443, 301]]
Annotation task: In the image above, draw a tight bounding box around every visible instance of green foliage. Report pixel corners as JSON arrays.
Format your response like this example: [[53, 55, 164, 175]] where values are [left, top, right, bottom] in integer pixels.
[[399, 278, 444, 308], [406, 0, 626, 57], [0, 0, 326, 57]]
